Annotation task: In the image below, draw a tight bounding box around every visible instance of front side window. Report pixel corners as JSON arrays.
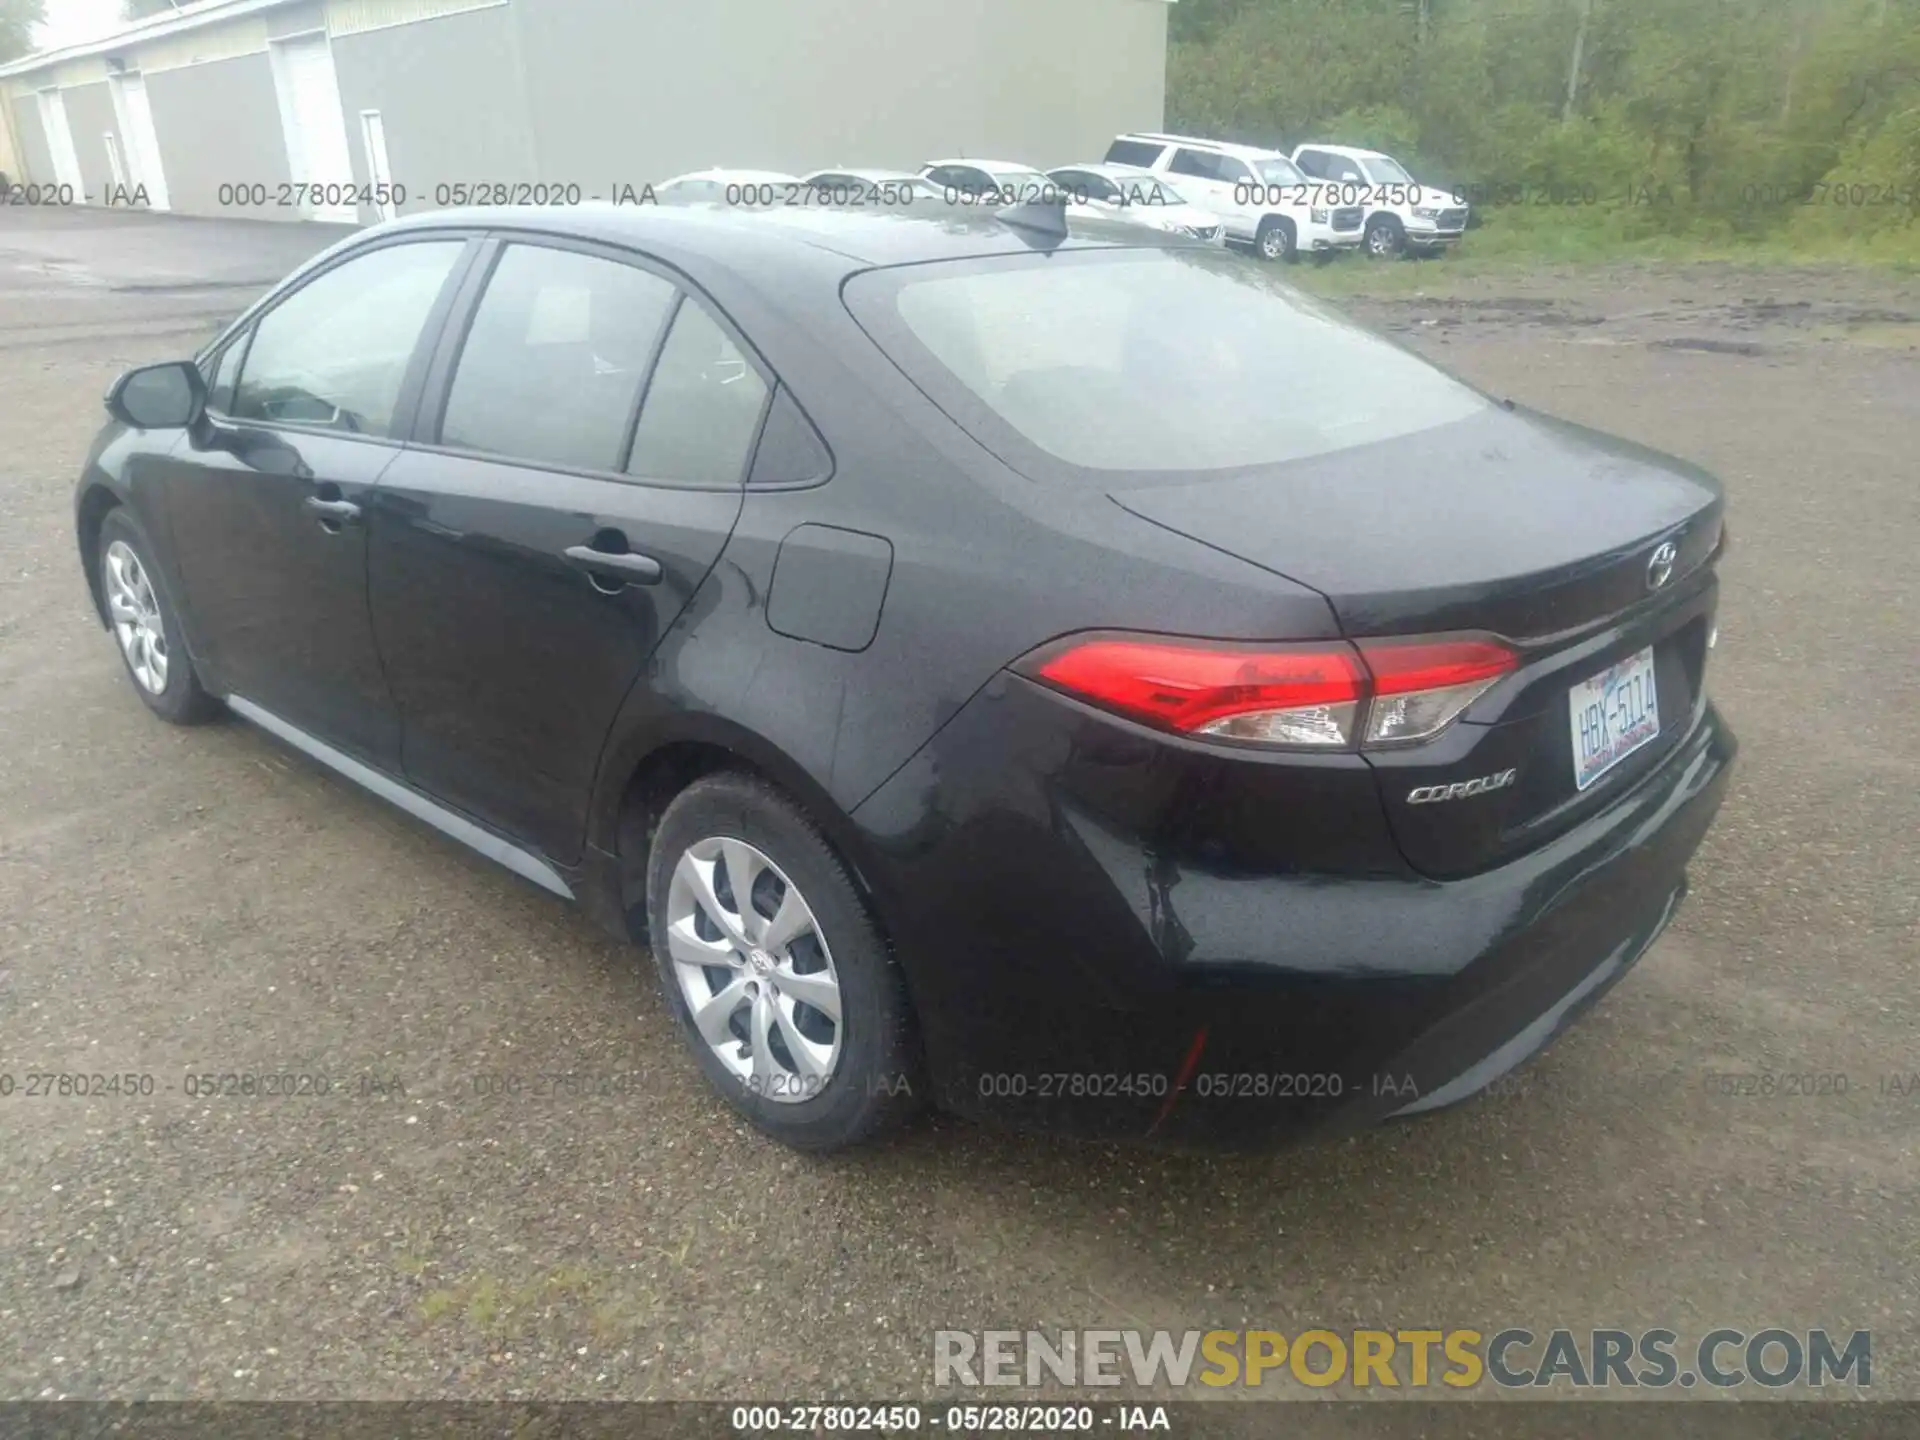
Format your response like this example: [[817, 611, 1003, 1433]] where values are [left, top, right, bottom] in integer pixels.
[[626, 299, 769, 487], [1366, 154, 1415, 184], [232, 241, 463, 436], [440, 244, 676, 474], [849, 249, 1488, 475]]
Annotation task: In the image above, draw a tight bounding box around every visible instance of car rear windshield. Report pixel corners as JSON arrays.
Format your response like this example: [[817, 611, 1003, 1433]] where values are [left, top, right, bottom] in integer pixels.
[[845, 249, 1487, 475]]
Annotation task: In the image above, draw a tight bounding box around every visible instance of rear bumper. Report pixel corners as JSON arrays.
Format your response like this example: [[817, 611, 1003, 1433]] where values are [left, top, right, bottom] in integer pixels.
[[852, 678, 1736, 1147]]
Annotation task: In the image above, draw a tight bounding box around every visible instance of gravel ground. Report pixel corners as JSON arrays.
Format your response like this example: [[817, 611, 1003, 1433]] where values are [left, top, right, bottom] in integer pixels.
[[0, 209, 1915, 1422]]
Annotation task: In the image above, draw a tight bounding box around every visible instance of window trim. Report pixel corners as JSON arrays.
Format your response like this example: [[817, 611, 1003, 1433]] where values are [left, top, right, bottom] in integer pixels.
[[409, 231, 780, 493], [199, 231, 483, 449]]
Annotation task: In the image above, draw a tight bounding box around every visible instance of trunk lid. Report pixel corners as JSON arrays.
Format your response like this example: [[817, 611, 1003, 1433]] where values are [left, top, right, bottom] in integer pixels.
[[1110, 406, 1725, 876]]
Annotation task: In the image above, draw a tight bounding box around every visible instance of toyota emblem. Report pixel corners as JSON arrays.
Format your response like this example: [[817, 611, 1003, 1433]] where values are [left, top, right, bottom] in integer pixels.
[[1646, 541, 1678, 590]]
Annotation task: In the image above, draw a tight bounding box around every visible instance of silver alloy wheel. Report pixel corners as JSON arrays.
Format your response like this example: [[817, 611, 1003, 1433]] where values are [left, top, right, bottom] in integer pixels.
[[1259, 223, 1291, 260], [1367, 221, 1403, 257], [104, 539, 169, 694], [664, 836, 843, 1103]]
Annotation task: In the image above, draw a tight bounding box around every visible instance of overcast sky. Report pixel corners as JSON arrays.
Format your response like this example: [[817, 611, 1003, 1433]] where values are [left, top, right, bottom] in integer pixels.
[[35, 0, 141, 51]]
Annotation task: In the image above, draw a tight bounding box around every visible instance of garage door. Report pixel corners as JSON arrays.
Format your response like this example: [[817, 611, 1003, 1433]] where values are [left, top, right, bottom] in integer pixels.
[[36, 89, 87, 197], [271, 33, 357, 222], [108, 71, 171, 211]]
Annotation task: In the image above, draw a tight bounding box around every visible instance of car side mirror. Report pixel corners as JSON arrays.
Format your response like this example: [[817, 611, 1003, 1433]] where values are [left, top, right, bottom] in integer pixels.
[[107, 361, 206, 430]]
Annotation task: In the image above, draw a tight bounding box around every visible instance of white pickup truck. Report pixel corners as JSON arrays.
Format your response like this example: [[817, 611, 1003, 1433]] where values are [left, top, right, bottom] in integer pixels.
[[1104, 132, 1365, 262], [1289, 144, 1469, 257]]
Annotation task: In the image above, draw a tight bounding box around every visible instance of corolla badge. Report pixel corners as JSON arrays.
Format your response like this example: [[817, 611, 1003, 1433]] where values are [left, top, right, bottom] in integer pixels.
[[1647, 541, 1679, 591], [1407, 769, 1518, 804]]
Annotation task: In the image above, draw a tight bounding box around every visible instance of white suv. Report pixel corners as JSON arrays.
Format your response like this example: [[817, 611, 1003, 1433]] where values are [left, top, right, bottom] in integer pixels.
[[1104, 132, 1365, 261], [1289, 144, 1469, 257]]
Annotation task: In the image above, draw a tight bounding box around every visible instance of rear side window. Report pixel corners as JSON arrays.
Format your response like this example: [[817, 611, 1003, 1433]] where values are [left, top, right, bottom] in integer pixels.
[[440, 244, 676, 473], [1104, 139, 1164, 167], [232, 240, 463, 436], [847, 250, 1487, 475], [1166, 148, 1216, 181], [626, 299, 770, 487]]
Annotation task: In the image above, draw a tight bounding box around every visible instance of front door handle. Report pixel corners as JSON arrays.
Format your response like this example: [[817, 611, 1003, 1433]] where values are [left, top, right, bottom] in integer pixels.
[[302, 495, 362, 526], [563, 544, 663, 587]]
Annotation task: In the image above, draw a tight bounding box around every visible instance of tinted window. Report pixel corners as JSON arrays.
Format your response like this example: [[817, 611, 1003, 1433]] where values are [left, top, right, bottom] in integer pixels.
[[626, 299, 769, 487], [232, 241, 462, 436], [440, 245, 676, 473], [1294, 150, 1327, 178], [1216, 156, 1256, 185], [1104, 139, 1164, 167], [1167, 148, 1219, 181], [853, 249, 1487, 474], [748, 385, 832, 487]]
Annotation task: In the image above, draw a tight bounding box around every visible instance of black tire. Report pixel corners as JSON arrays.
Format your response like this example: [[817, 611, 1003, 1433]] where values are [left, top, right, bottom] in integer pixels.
[[1255, 217, 1296, 263], [1365, 214, 1407, 259], [645, 771, 923, 1151], [96, 508, 220, 725]]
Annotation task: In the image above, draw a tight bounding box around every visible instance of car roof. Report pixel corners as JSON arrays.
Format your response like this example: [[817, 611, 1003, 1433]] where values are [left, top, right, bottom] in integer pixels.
[[1299, 143, 1389, 161], [660, 168, 802, 185], [1112, 131, 1288, 162], [378, 201, 1174, 274], [922, 158, 1048, 174], [1049, 162, 1165, 180], [805, 167, 926, 183]]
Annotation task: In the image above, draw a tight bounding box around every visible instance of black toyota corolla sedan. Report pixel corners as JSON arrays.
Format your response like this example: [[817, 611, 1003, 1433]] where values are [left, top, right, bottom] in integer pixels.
[[74, 202, 1734, 1150]]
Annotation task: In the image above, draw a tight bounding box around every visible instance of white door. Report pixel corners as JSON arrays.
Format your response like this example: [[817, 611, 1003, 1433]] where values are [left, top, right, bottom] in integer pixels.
[[36, 89, 86, 197], [270, 34, 356, 222], [359, 110, 396, 222], [108, 71, 171, 210], [103, 132, 128, 191]]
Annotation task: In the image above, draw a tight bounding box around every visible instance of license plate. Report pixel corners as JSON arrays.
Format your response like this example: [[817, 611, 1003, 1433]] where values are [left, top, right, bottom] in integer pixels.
[[1568, 646, 1660, 791]]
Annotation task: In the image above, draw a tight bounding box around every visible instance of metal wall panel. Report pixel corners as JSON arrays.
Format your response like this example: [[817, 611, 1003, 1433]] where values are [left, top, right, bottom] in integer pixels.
[[139, 19, 272, 74], [7, 93, 53, 188], [143, 51, 296, 218], [506, 0, 1169, 186], [327, 0, 506, 39], [329, 2, 536, 222], [58, 79, 119, 203]]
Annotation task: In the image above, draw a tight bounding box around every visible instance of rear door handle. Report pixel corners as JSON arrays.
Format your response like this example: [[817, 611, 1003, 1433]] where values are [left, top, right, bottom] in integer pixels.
[[563, 544, 663, 586], [302, 496, 362, 526]]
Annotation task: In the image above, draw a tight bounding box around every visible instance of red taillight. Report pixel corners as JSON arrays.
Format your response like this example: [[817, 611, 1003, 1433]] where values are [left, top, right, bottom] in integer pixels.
[[1019, 632, 1518, 750]]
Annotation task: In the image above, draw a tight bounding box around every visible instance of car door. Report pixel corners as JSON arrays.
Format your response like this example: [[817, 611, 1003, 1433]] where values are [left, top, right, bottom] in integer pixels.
[[159, 235, 474, 768], [1164, 148, 1247, 236], [366, 237, 768, 865]]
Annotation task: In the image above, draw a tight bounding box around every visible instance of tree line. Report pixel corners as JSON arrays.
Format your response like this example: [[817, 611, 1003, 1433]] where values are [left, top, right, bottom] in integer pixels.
[[1168, 0, 1920, 255]]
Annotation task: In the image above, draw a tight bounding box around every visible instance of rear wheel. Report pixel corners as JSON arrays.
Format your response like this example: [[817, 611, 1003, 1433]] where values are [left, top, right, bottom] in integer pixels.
[[645, 772, 922, 1151], [1255, 217, 1296, 262], [1365, 215, 1407, 259], [97, 509, 219, 724]]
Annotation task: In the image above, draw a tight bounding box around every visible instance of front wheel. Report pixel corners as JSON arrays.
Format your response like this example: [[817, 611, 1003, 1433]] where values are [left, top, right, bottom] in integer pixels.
[[645, 772, 923, 1151], [1255, 217, 1296, 262], [1365, 215, 1407, 259], [97, 509, 220, 724]]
